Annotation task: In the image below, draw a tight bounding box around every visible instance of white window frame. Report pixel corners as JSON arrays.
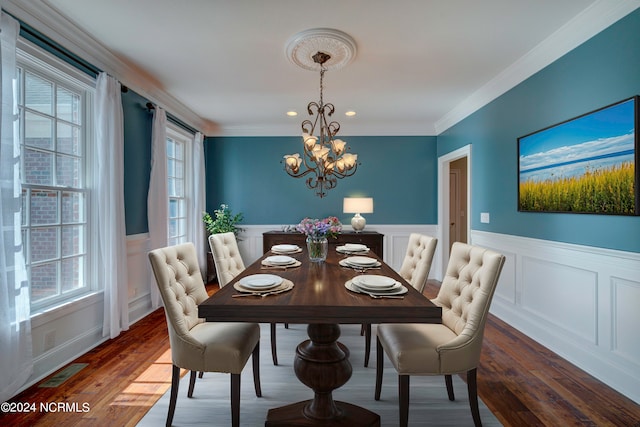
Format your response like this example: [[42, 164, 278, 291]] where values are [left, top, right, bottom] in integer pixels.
[[17, 38, 96, 313], [166, 123, 193, 246]]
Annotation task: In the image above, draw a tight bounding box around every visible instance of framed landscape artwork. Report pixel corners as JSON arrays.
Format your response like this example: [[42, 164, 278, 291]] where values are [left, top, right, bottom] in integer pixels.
[[518, 96, 639, 215]]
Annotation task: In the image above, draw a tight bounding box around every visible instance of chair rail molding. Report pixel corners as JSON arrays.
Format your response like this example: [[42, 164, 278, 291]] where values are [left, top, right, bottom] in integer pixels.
[[470, 229, 640, 405]]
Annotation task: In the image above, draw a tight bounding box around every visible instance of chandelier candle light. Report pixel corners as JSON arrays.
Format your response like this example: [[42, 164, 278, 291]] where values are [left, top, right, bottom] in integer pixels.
[[283, 29, 359, 197]]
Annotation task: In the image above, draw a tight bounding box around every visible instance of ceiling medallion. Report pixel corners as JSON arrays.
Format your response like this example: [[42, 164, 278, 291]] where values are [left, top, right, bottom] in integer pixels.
[[282, 29, 359, 198]]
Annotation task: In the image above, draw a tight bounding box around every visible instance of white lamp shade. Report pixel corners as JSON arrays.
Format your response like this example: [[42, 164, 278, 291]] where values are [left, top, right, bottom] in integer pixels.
[[343, 197, 374, 214]]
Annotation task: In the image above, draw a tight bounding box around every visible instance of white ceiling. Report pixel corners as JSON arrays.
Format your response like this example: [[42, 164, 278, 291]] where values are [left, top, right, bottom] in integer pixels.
[[5, 1, 639, 136]]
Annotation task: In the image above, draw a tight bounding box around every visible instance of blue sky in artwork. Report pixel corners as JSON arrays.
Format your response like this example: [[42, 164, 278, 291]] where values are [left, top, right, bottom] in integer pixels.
[[519, 98, 635, 182]]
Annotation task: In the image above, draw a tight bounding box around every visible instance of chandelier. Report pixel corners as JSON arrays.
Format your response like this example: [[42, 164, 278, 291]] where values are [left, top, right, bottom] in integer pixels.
[[282, 29, 359, 198]]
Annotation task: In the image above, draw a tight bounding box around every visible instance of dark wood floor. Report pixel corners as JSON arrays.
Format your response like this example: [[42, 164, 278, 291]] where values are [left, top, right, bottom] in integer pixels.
[[2, 281, 639, 426]]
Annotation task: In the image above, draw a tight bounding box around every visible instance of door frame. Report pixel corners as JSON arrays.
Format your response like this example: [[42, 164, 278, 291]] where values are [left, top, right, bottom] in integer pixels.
[[437, 144, 471, 279]]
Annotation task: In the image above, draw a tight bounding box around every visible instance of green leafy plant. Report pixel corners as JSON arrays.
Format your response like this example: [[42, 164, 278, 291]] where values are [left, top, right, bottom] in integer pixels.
[[202, 204, 244, 236]]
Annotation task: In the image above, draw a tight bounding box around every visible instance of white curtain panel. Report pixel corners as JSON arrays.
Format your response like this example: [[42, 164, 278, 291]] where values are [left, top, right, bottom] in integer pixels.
[[94, 73, 129, 339], [0, 12, 32, 402], [147, 107, 168, 309], [189, 131, 206, 276]]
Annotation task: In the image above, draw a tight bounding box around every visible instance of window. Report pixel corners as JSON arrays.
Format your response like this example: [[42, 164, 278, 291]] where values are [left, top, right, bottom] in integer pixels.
[[18, 42, 95, 311], [166, 125, 193, 246]]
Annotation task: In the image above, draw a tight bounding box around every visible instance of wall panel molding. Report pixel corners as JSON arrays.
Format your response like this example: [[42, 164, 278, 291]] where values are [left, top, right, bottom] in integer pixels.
[[238, 224, 441, 277], [471, 230, 640, 404]]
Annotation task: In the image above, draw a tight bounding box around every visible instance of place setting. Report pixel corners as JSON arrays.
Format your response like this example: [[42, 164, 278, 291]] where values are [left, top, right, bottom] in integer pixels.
[[345, 274, 407, 299], [339, 255, 381, 271], [271, 244, 302, 254], [232, 274, 294, 297], [261, 254, 302, 270], [336, 243, 370, 255]]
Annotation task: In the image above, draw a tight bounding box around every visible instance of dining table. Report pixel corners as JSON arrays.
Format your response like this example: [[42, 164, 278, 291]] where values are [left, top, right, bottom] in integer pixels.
[[198, 242, 442, 426]]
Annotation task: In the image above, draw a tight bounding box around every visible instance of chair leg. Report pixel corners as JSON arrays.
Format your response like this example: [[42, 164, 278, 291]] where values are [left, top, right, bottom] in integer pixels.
[[360, 323, 365, 335], [374, 336, 383, 400], [445, 374, 455, 401], [364, 323, 372, 367], [198, 371, 204, 378], [284, 323, 289, 329], [467, 368, 482, 427], [399, 374, 410, 427], [187, 370, 197, 398], [270, 323, 278, 365], [252, 341, 262, 397], [166, 364, 180, 427], [231, 373, 241, 427]]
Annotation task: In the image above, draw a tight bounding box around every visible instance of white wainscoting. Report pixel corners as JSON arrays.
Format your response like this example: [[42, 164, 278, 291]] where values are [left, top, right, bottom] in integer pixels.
[[236, 224, 442, 279], [470, 230, 640, 405]]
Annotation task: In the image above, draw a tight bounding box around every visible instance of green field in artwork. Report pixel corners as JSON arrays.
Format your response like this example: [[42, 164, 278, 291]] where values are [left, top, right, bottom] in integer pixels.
[[519, 161, 635, 214]]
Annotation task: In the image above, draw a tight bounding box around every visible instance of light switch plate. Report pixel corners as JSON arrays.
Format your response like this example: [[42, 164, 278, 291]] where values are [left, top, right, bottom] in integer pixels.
[[480, 212, 490, 223]]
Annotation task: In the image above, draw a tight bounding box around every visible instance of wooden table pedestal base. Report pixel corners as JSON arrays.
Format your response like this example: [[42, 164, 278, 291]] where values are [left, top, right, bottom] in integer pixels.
[[265, 324, 380, 427], [265, 400, 380, 426]]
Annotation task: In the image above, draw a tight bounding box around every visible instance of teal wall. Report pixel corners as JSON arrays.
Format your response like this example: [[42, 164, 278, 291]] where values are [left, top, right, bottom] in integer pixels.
[[204, 136, 437, 226], [122, 90, 153, 235], [437, 9, 640, 253]]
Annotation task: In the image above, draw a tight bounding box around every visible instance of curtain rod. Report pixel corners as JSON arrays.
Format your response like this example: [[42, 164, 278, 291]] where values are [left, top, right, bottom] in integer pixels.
[[16, 16, 128, 92], [146, 102, 198, 135]]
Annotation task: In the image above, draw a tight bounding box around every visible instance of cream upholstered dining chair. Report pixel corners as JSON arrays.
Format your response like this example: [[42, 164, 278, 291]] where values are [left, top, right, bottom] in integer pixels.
[[374, 242, 505, 427], [363, 233, 438, 367], [208, 232, 280, 365], [148, 242, 261, 427]]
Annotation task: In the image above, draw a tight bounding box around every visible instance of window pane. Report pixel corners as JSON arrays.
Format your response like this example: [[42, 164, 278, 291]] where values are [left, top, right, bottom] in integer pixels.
[[175, 142, 184, 160], [169, 198, 178, 218], [62, 225, 84, 256], [166, 138, 174, 157], [62, 191, 84, 223], [25, 111, 53, 150], [31, 227, 59, 262], [174, 177, 184, 197], [168, 177, 176, 197], [56, 154, 80, 187], [61, 257, 83, 293], [25, 72, 53, 115], [169, 218, 178, 238], [57, 87, 81, 124], [30, 190, 59, 225], [21, 189, 28, 226], [167, 158, 175, 177], [57, 122, 81, 155], [24, 149, 54, 185], [31, 262, 58, 303]]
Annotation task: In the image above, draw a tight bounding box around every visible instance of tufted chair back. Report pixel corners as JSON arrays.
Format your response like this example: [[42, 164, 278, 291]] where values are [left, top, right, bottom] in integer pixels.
[[148, 242, 209, 367], [208, 232, 246, 287], [432, 241, 505, 371], [398, 233, 438, 293]]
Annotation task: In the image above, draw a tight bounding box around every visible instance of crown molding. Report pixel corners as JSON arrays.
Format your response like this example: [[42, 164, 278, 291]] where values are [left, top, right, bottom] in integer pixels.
[[3, 0, 217, 135], [434, 0, 640, 135]]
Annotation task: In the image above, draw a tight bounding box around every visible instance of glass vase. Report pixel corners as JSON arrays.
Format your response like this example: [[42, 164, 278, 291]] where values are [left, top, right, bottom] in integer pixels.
[[306, 236, 328, 263]]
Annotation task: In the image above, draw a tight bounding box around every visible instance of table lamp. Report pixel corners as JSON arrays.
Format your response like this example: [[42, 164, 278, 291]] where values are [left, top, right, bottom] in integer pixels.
[[343, 197, 374, 232]]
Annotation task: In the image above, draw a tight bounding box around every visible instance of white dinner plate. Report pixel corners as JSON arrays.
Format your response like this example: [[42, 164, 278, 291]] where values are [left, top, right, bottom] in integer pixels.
[[272, 244, 300, 253], [339, 258, 382, 268], [336, 245, 369, 254], [238, 274, 283, 290], [263, 255, 297, 265], [344, 243, 368, 251], [345, 280, 408, 296], [344, 256, 378, 266], [352, 275, 398, 289]]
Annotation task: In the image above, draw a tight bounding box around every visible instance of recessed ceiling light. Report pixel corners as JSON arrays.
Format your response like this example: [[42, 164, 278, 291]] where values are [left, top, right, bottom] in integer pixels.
[[345, 111, 356, 117], [287, 111, 298, 117]]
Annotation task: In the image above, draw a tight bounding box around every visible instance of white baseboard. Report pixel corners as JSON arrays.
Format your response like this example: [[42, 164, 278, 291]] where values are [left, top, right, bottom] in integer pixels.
[[470, 230, 640, 405]]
